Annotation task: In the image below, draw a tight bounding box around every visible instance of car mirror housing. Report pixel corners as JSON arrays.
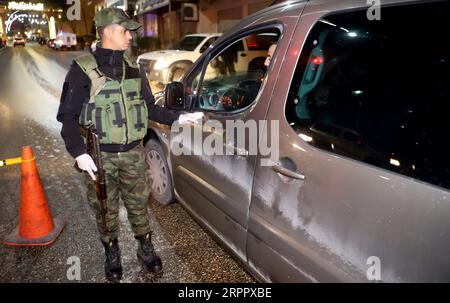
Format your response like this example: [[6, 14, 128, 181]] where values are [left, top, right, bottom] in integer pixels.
[[165, 82, 185, 110]]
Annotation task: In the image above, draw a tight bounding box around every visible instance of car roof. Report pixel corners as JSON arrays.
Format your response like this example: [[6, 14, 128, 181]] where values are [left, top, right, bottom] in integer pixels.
[[216, 0, 424, 44], [238, 0, 423, 25]]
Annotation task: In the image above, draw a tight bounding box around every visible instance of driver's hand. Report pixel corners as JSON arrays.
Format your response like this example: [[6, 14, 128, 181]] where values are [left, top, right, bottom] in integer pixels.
[[178, 112, 204, 124]]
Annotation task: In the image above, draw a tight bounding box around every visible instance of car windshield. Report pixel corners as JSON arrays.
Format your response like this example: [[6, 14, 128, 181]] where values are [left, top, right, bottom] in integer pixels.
[[169, 36, 205, 51]]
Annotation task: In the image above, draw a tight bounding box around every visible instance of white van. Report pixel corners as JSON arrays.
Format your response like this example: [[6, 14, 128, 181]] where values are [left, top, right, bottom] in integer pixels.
[[54, 32, 77, 50]]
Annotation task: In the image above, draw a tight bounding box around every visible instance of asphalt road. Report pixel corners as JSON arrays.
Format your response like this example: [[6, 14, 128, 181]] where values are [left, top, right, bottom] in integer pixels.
[[0, 43, 255, 283]]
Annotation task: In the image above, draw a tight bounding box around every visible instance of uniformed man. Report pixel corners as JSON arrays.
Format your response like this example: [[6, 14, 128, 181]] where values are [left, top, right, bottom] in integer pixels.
[[57, 7, 201, 282]]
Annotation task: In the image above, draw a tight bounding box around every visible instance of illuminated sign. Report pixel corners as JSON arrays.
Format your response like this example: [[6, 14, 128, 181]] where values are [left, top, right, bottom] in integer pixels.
[[8, 2, 44, 11], [49, 16, 56, 39], [5, 11, 28, 33], [5, 11, 48, 33]]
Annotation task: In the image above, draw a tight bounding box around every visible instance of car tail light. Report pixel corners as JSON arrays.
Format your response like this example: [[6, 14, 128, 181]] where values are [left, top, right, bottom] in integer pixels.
[[312, 56, 324, 65]]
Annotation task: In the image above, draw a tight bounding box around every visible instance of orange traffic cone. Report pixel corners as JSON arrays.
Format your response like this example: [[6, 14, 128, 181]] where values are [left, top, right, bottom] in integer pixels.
[[3, 146, 66, 246]]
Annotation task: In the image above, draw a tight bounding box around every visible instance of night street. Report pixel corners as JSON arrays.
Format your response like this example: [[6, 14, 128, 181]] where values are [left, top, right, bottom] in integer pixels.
[[0, 43, 255, 283]]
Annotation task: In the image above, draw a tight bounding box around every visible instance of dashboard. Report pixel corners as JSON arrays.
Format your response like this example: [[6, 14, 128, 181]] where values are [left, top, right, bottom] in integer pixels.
[[198, 77, 262, 112]]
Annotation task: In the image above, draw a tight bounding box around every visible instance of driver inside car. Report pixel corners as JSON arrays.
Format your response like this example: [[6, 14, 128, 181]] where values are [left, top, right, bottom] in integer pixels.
[[264, 43, 277, 68]]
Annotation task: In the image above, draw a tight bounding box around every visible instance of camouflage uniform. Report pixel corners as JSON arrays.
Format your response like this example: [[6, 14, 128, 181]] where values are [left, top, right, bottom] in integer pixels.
[[85, 144, 150, 243]]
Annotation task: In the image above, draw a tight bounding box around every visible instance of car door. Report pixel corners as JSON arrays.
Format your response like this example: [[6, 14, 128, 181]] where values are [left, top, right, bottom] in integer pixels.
[[169, 12, 301, 263], [247, 0, 450, 282]]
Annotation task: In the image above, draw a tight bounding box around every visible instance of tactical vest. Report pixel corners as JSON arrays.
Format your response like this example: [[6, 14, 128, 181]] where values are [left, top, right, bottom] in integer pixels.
[[74, 53, 148, 145]]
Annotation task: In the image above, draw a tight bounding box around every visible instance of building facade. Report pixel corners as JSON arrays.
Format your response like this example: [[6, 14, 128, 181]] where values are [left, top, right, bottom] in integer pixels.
[[0, 3, 6, 40], [90, 0, 273, 49], [134, 0, 273, 48], [64, 1, 96, 37]]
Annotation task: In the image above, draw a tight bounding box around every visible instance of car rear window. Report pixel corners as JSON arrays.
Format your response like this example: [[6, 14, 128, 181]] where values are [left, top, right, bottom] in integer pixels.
[[170, 36, 205, 51]]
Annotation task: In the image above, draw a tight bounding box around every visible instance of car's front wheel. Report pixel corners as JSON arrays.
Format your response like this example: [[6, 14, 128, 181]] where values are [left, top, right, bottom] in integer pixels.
[[144, 139, 175, 205]]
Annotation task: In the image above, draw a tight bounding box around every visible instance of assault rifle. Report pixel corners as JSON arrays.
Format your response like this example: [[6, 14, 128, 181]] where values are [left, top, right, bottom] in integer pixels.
[[74, 123, 107, 231]]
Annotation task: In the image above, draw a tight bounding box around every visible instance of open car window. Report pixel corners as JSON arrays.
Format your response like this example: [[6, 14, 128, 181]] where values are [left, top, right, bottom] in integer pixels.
[[186, 30, 280, 113]]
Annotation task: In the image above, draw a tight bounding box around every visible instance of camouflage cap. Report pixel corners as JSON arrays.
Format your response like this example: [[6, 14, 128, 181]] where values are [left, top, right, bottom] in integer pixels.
[[94, 7, 141, 31]]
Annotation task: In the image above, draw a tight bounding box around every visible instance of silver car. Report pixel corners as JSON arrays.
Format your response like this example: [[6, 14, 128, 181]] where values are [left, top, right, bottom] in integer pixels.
[[144, 0, 450, 282]]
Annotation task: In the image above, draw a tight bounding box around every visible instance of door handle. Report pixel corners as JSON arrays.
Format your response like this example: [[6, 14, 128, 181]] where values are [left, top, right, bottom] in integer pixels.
[[240, 53, 247, 57], [272, 163, 305, 180]]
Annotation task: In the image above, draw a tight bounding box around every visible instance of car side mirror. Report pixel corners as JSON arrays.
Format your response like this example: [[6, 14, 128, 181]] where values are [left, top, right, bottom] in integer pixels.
[[165, 81, 185, 110]]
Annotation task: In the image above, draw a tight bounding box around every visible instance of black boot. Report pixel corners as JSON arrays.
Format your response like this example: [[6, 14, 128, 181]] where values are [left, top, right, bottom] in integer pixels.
[[135, 233, 162, 273], [102, 238, 123, 282]]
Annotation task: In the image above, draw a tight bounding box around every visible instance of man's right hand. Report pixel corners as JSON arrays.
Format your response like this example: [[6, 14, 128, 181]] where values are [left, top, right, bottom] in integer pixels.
[[75, 153, 97, 181], [178, 112, 204, 124]]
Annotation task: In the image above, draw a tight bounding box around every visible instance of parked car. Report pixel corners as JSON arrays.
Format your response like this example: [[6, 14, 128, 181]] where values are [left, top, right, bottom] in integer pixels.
[[136, 0, 450, 282], [137, 33, 222, 85], [54, 32, 77, 50], [47, 39, 55, 49], [37, 37, 47, 46], [13, 35, 26, 47]]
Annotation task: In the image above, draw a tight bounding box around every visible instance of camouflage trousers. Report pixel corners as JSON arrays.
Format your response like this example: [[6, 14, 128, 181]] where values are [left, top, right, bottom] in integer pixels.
[[84, 143, 151, 243]]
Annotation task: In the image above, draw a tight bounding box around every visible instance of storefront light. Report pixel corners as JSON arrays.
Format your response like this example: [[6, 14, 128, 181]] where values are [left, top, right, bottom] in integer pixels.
[[8, 2, 44, 11]]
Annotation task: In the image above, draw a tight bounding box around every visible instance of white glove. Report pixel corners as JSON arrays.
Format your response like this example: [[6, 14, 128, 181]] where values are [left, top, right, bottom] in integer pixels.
[[75, 153, 97, 181], [178, 112, 204, 124]]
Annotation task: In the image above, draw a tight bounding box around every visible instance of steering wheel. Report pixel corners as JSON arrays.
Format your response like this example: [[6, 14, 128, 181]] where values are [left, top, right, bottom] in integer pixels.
[[220, 87, 246, 111]]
